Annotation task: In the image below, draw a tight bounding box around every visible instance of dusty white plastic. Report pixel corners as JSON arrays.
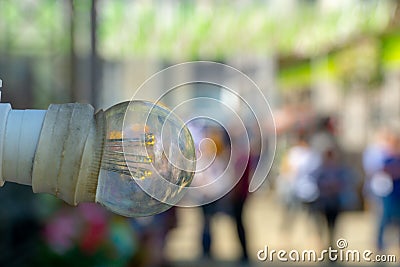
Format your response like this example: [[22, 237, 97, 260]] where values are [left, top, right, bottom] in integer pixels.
[[0, 103, 11, 186], [3, 110, 46, 185], [32, 103, 101, 205], [0, 103, 102, 206]]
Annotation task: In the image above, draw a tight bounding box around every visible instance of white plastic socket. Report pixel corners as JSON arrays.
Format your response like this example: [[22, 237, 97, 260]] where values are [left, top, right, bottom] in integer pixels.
[[0, 103, 102, 205], [32, 103, 101, 205]]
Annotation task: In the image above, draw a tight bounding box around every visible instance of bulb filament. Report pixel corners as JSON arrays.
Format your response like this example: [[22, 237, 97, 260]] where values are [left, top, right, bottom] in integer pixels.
[[102, 133, 155, 180]]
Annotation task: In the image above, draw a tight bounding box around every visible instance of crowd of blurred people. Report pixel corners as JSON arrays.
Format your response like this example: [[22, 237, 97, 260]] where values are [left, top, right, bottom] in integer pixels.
[[278, 116, 359, 248], [278, 114, 400, 254]]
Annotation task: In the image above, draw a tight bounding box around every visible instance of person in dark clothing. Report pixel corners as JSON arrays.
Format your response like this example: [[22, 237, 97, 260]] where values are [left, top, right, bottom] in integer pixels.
[[229, 125, 261, 263], [312, 148, 347, 248], [196, 126, 230, 259], [230, 153, 252, 262]]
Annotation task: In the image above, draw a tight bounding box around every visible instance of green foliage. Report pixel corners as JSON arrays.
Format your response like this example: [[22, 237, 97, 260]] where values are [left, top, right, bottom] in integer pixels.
[[1, 0, 399, 91], [278, 60, 312, 90], [381, 32, 400, 70]]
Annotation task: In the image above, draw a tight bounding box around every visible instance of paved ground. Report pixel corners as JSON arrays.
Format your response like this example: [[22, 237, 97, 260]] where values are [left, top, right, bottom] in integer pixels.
[[164, 190, 399, 266]]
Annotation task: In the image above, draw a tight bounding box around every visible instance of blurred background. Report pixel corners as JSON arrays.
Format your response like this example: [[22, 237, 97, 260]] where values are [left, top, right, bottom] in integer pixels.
[[2, 0, 400, 266]]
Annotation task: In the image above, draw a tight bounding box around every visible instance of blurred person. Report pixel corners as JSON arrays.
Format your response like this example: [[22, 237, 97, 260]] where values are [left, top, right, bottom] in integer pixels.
[[370, 126, 400, 251], [227, 124, 262, 263], [195, 126, 230, 260], [363, 127, 393, 205], [307, 115, 360, 247], [311, 148, 354, 248], [277, 131, 321, 231], [229, 153, 251, 263]]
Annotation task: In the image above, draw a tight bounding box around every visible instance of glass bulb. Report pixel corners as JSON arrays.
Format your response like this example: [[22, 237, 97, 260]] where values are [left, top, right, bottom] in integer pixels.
[[95, 101, 196, 217]]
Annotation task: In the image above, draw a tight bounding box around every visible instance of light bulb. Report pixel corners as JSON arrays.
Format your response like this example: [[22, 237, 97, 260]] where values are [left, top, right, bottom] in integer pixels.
[[96, 101, 196, 217], [0, 100, 196, 217]]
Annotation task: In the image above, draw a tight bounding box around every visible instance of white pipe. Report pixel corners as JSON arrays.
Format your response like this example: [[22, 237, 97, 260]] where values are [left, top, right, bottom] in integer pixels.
[[0, 103, 11, 186], [3, 109, 46, 185]]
